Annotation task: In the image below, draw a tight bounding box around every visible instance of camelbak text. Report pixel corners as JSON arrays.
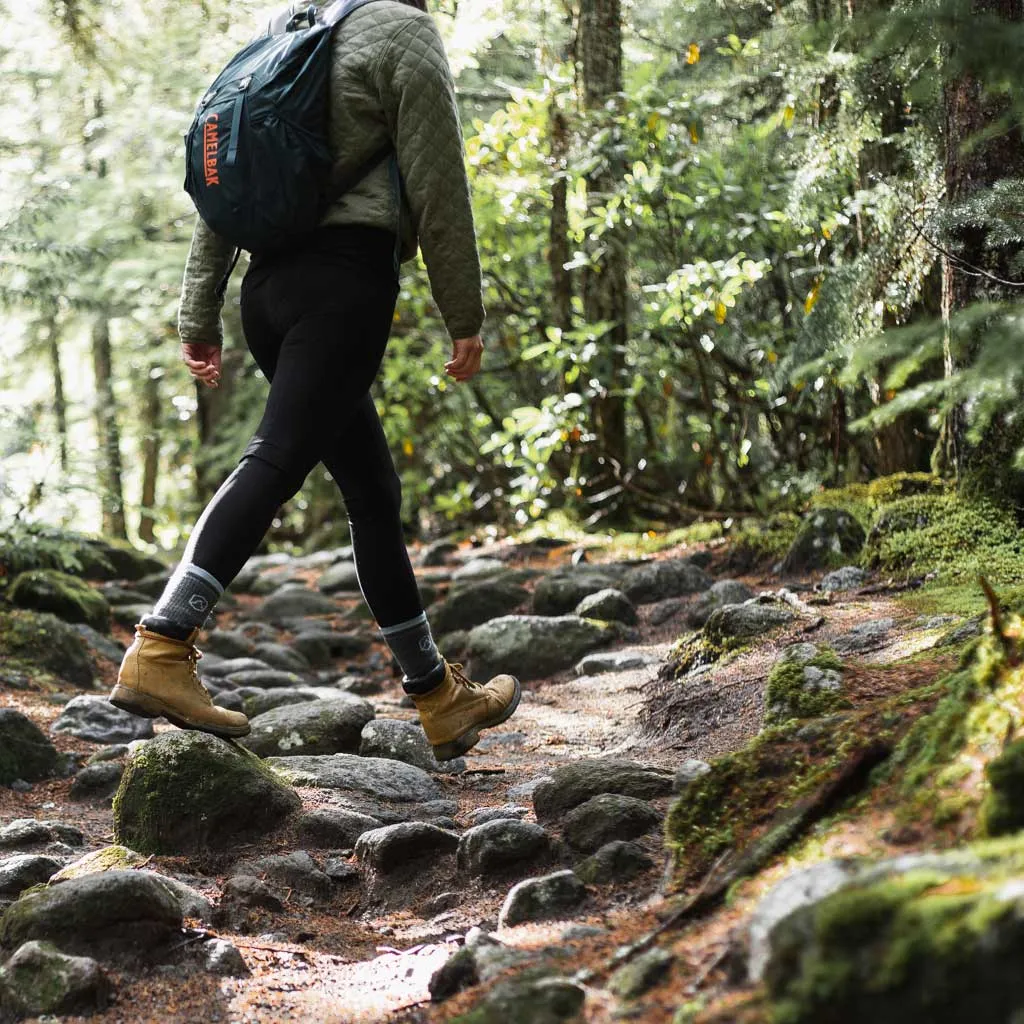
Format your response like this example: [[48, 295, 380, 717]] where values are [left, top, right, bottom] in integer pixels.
[[203, 114, 220, 186]]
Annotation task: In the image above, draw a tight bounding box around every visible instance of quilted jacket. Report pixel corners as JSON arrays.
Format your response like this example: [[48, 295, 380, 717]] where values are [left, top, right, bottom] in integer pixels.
[[178, 0, 484, 345]]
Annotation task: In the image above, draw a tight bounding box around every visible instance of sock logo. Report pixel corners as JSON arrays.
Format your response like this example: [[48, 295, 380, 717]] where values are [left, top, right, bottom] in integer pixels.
[[189, 595, 210, 613], [418, 636, 434, 653]]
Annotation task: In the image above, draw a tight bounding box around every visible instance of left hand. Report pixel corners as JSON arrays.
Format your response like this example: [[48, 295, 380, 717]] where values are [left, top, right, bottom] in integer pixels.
[[181, 342, 222, 388], [445, 335, 483, 382]]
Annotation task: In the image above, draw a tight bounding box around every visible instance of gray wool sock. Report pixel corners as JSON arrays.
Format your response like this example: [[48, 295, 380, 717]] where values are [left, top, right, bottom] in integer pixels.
[[380, 612, 445, 694], [148, 563, 224, 635]]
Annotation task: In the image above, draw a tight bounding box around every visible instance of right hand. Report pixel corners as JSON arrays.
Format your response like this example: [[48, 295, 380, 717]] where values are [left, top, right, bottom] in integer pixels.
[[181, 342, 222, 389], [445, 335, 483, 382]]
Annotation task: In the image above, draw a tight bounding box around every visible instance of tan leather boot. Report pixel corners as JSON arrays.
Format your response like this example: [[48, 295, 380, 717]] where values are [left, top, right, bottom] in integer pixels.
[[410, 661, 521, 761], [109, 626, 251, 739]]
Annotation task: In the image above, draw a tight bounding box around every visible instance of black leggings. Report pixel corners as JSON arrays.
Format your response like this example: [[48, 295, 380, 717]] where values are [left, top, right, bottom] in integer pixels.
[[183, 226, 423, 628]]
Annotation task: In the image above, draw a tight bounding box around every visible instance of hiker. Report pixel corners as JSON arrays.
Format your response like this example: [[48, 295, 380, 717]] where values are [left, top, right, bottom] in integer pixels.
[[109, 0, 521, 762]]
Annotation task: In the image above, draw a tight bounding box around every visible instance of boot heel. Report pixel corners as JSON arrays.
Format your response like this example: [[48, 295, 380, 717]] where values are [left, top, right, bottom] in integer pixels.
[[109, 685, 160, 720], [433, 729, 480, 762]]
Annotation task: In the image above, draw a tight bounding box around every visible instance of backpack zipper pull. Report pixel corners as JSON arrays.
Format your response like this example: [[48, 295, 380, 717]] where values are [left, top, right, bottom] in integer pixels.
[[225, 78, 252, 168]]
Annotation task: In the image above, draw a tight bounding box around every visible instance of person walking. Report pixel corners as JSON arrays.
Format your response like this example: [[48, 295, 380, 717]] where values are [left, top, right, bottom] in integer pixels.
[[109, 0, 521, 762]]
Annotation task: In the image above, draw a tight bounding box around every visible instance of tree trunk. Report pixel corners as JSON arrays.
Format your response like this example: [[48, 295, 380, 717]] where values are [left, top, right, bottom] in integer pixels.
[[91, 317, 128, 540], [549, 99, 573, 336], [579, 0, 629, 475], [138, 366, 161, 545], [43, 317, 68, 472]]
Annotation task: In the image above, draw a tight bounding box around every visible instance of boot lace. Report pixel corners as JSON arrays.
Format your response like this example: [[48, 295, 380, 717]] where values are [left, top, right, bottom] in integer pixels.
[[449, 662, 484, 693], [187, 645, 215, 706]]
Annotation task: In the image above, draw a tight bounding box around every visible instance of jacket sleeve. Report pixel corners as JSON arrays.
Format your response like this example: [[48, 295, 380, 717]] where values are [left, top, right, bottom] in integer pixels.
[[177, 216, 236, 347], [374, 14, 485, 340]]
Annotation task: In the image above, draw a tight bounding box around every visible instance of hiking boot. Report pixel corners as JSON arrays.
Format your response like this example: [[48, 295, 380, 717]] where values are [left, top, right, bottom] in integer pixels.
[[109, 625, 251, 739], [410, 660, 521, 761]]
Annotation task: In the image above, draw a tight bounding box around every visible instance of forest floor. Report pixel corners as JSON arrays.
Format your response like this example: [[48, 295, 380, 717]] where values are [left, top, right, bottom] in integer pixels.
[[0, 520, 989, 1024]]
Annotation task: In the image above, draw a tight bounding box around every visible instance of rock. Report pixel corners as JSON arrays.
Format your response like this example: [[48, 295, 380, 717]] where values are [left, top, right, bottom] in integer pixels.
[[467, 805, 529, 826], [608, 947, 673, 999], [0, 871, 182, 957], [69, 762, 124, 801], [509, 776, 551, 801], [267, 753, 441, 803], [453, 558, 507, 581], [498, 870, 588, 928], [685, 580, 757, 628], [421, 539, 458, 567], [202, 656, 273, 678], [0, 941, 110, 1017], [467, 615, 618, 682], [817, 566, 868, 593], [0, 856, 62, 899], [113, 731, 301, 855], [324, 858, 358, 882], [575, 650, 651, 675], [704, 599, 797, 643], [241, 696, 374, 757], [532, 759, 674, 822], [231, 852, 330, 898], [673, 759, 711, 792], [573, 587, 637, 625], [457, 820, 551, 877], [0, 610, 93, 687], [298, 807, 383, 848], [258, 588, 338, 623], [239, 688, 320, 718], [621, 559, 712, 604], [532, 572, 619, 617], [429, 945, 478, 1002], [982, 738, 1024, 836], [51, 695, 154, 744], [290, 629, 372, 658], [79, 537, 164, 582], [649, 598, 685, 625], [429, 579, 529, 635], [453, 976, 585, 1024], [8, 570, 111, 631], [288, 633, 333, 668], [110, 603, 154, 629], [832, 617, 896, 655], [221, 875, 283, 911], [562, 794, 661, 853], [937, 615, 986, 648], [317, 562, 361, 594], [780, 508, 866, 574], [574, 841, 653, 885], [355, 823, 459, 873], [201, 629, 256, 659], [202, 938, 249, 977], [359, 718, 464, 774], [0, 820, 83, 851], [0, 711, 59, 786], [72, 624, 125, 664]]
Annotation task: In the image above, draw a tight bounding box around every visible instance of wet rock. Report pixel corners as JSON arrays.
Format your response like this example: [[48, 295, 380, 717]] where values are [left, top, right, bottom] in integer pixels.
[[621, 559, 712, 604], [241, 696, 374, 758], [0, 871, 182, 957], [832, 617, 896, 655], [222, 875, 283, 911], [231, 852, 330, 898], [817, 566, 868, 593], [317, 562, 361, 595], [429, 579, 529, 635], [609, 947, 673, 999], [8, 569, 111, 631], [0, 710, 60, 786], [267, 753, 441, 803], [72, 624, 125, 664], [704, 599, 796, 642], [298, 807, 383, 848], [0, 820, 83, 851], [780, 508, 866, 574], [355, 823, 459, 873], [467, 615, 619, 682], [575, 650, 651, 675], [498, 870, 588, 927], [257, 587, 338, 623], [467, 805, 529, 826], [223, 669, 305, 690], [574, 841, 653, 885], [532, 759, 674, 822], [113, 731, 301, 855], [51, 695, 154, 745], [685, 580, 757, 628], [673, 759, 711, 792], [574, 587, 637, 625], [0, 856, 62, 899], [69, 762, 124, 802], [201, 938, 249, 977], [359, 718, 465, 774], [532, 572, 620, 617], [562, 794, 661, 853], [0, 610, 93, 687], [201, 629, 256, 659], [0, 941, 110, 1018], [457, 820, 551, 877]]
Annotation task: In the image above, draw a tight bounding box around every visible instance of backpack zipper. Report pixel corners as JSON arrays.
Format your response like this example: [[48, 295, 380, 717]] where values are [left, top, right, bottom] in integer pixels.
[[225, 77, 252, 168]]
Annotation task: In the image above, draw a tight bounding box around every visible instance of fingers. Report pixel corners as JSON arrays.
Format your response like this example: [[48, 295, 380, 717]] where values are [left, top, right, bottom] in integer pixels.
[[184, 359, 221, 389], [445, 337, 483, 382], [182, 343, 222, 389]]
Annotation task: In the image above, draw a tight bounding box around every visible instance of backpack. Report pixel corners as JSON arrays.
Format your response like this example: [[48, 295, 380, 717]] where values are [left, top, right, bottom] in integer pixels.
[[183, 0, 392, 264]]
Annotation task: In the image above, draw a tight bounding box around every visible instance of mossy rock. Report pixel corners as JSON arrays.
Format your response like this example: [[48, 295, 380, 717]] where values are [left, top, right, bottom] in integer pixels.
[[0, 710, 60, 786], [113, 731, 301, 855], [0, 609, 93, 688], [722, 514, 802, 574], [765, 646, 847, 725], [780, 508, 866, 574], [9, 570, 111, 631], [0, 940, 110, 1018], [79, 538, 165, 582], [981, 738, 1024, 837], [451, 976, 585, 1024]]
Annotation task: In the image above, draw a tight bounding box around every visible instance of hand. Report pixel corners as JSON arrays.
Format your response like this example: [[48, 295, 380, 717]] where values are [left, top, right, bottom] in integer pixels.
[[181, 342, 222, 389], [445, 335, 483, 383]]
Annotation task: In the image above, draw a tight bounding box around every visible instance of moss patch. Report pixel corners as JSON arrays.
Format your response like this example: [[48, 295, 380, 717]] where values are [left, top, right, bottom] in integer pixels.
[[765, 647, 848, 725], [0, 609, 93, 688], [9, 570, 110, 631], [722, 514, 802, 574]]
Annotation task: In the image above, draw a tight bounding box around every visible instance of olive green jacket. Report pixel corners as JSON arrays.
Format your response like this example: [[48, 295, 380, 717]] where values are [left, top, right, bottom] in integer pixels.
[[178, 0, 484, 345]]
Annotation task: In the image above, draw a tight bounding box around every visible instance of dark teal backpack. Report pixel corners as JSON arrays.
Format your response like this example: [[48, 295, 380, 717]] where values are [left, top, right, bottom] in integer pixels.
[[184, 0, 392, 265]]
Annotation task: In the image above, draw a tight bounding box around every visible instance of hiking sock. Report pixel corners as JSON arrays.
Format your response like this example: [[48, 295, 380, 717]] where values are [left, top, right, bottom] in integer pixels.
[[380, 612, 445, 694], [143, 563, 224, 638]]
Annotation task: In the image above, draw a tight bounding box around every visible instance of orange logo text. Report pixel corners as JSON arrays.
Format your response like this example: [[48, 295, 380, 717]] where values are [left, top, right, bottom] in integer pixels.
[[203, 114, 220, 187]]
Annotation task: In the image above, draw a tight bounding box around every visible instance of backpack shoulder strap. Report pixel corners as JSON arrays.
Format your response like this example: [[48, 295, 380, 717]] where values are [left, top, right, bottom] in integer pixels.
[[320, 0, 386, 29]]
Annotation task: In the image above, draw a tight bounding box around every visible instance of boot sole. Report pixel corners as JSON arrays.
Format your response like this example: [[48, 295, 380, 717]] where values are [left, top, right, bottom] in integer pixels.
[[431, 677, 522, 762], [109, 685, 251, 740]]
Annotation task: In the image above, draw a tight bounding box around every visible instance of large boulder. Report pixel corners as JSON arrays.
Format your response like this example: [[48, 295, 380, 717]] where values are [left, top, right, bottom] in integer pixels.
[[113, 732, 300, 854], [8, 570, 110, 631], [266, 753, 441, 803], [51, 695, 153, 745], [0, 710, 60, 786], [466, 615, 619, 682], [240, 697, 374, 758], [429, 579, 529, 635], [0, 941, 110, 1018], [532, 759, 674, 822], [620, 559, 712, 604], [0, 610, 93, 687], [780, 508, 866, 574]]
